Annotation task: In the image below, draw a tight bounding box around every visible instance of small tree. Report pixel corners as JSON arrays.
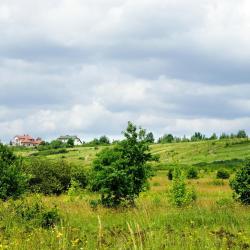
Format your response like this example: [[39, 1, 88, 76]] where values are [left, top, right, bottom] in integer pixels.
[[99, 136, 110, 145], [187, 167, 199, 179], [168, 169, 196, 207], [90, 122, 157, 207], [216, 169, 230, 179], [230, 162, 250, 204], [145, 132, 154, 144], [159, 134, 174, 143], [67, 138, 74, 147], [237, 130, 247, 139], [191, 132, 205, 141], [0, 144, 28, 200]]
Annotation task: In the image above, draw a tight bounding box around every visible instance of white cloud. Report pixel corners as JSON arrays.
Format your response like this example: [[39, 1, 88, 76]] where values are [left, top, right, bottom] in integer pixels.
[[0, 0, 250, 142]]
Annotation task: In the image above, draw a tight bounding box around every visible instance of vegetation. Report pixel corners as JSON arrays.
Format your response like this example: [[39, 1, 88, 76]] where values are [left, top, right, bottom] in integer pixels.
[[230, 161, 250, 204], [0, 127, 249, 249], [24, 159, 87, 195], [216, 169, 230, 179], [168, 169, 196, 206], [90, 122, 157, 207], [0, 144, 28, 200], [186, 167, 199, 179]]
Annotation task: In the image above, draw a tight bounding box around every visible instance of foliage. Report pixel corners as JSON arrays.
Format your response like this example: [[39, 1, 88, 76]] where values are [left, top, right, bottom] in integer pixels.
[[0, 144, 28, 200], [237, 130, 248, 139], [71, 164, 88, 188], [167, 168, 174, 180], [216, 169, 230, 179], [9, 196, 60, 228], [209, 133, 218, 140], [99, 136, 110, 145], [230, 161, 250, 204], [24, 159, 75, 195], [145, 132, 155, 143], [67, 138, 74, 147], [191, 132, 205, 141], [90, 122, 157, 207], [159, 134, 174, 143], [168, 169, 197, 207], [187, 167, 199, 179]]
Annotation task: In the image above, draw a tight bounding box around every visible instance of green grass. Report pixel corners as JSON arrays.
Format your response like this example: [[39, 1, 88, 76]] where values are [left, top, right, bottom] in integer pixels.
[[2, 138, 250, 249]]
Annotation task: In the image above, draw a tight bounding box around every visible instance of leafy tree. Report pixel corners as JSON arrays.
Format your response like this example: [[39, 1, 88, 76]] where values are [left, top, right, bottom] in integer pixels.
[[90, 122, 158, 207], [209, 133, 218, 140], [67, 138, 74, 147], [187, 167, 199, 179], [99, 136, 110, 145], [24, 159, 82, 195], [216, 169, 230, 179], [145, 132, 155, 143], [50, 140, 65, 149], [0, 144, 28, 200], [159, 134, 174, 143], [219, 133, 229, 140], [191, 132, 205, 141], [230, 161, 250, 204], [237, 130, 247, 139], [168, 169, 196, 207]]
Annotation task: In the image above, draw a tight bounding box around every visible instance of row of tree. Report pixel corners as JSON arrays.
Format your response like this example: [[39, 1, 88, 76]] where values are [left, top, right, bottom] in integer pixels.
[[158, 130, 248, 144]]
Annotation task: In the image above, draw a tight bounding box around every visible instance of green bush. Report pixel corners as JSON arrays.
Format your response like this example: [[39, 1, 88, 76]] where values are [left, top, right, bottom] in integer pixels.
[[10, 196, 60, 228], [216, 169, 230, 179], [230, 161, 250, 204], [168, 169, 197, 207], [90, 122, 157, 207], [186, 167, 199, 179], [24, 159, 88, 195], [167, 168, 174, 180], [71, 165, 88, 188], [0, 144, 28, 200]]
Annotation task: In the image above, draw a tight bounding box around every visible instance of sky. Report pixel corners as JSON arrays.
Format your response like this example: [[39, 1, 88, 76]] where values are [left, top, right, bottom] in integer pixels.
[[0, 0, 250, 142]]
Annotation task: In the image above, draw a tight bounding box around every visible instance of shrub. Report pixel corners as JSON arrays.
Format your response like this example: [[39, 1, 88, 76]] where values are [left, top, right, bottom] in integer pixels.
[[186, 167, 199, 179], [216, 169, 230, 179], [24, 159, 88, 195], [168, 169, 197, 207], [89, 122, 157, 207], [230, 162, 250, 204], [0, 144, 28, 200], [167, 168, 174, 180], [10, 196, 60, 228], [71, 165, 88, 188]]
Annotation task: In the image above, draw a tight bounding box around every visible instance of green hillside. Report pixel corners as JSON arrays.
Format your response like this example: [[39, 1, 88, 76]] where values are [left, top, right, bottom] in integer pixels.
[[19, 138, 250, 169]]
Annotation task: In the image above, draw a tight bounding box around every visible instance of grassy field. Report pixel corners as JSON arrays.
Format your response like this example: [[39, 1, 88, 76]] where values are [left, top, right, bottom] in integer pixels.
[[3, 138, 250, 249]]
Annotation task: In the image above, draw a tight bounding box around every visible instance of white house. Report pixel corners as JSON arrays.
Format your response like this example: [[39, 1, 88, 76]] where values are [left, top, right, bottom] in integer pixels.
[[57, 135, 82, 145]]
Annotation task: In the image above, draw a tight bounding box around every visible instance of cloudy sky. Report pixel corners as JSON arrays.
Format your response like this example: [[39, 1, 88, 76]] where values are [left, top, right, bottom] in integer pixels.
[[1, 0, 250, 142]]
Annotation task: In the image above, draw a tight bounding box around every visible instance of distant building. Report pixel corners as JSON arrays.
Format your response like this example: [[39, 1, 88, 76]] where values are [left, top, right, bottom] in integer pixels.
[[57, 135, 82, 145], [12, 135, 43, 147]]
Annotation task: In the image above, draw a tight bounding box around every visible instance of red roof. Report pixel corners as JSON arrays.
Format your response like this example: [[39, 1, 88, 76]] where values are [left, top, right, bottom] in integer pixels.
[[15, 135, 43, 145]]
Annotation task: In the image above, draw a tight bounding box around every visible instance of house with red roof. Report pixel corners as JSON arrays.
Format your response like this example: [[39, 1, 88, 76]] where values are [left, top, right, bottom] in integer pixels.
[[12, 135, 43, 147]]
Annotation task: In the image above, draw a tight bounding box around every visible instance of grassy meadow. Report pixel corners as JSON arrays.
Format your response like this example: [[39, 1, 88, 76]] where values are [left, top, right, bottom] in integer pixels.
[[2, 138, 250, 249]]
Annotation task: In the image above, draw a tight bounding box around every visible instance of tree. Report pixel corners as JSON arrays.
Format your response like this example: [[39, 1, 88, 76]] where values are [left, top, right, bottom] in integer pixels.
[[145, 132, 154, 143], [67, 138, 74, 147], [0, 144, 28, 200], [219, 133, 229, 140], [209, 133, 217, 140], [168, 169, 196, 207], [191, 132, 205, 141], [50, 140, 64, 149], [90, 122, 157, 207], [99, 136, 110, 145], [237, 130, 247, 139], [230, 161, 250, 204], [159, 134, 174, 143]]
